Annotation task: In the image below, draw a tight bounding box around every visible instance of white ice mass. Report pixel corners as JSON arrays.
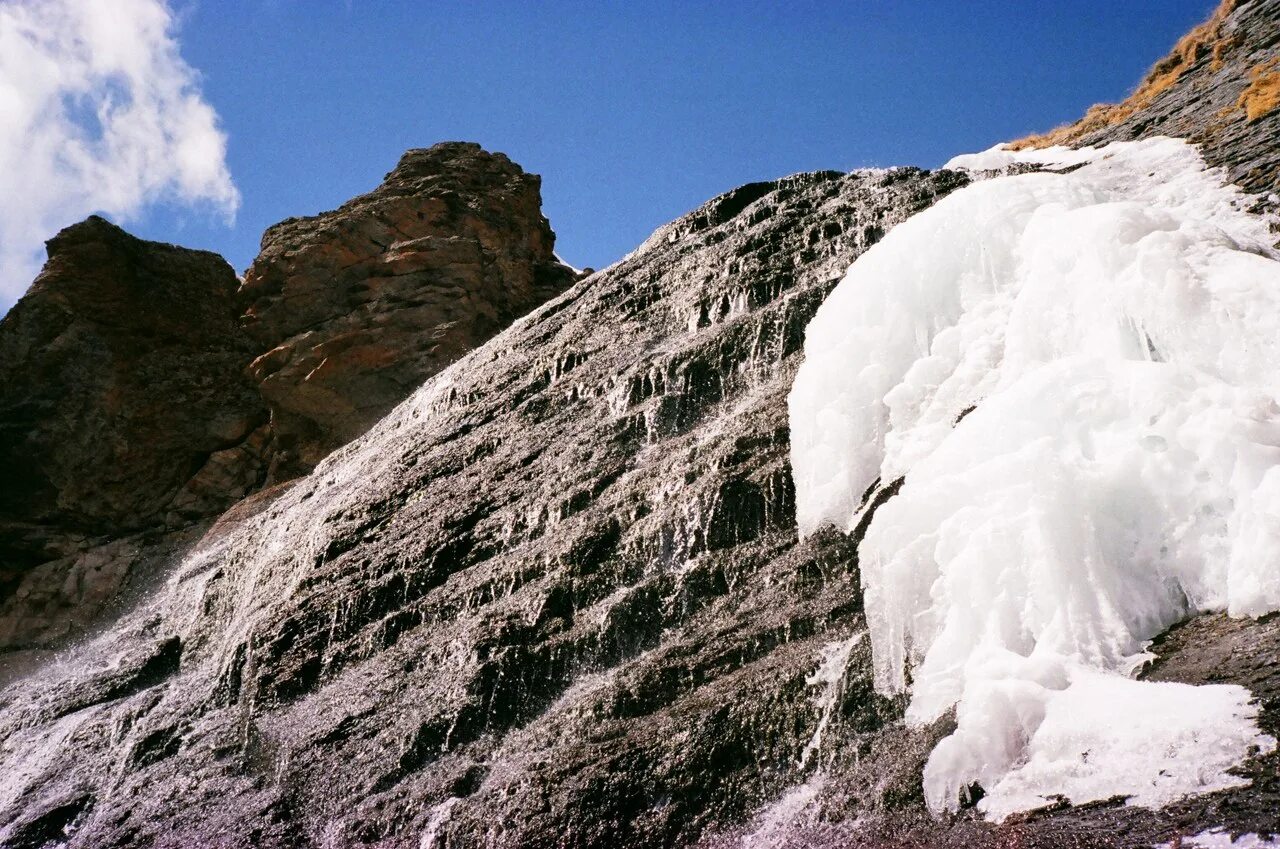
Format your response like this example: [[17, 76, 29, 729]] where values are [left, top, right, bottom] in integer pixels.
[[788, 138, 1280, 819]]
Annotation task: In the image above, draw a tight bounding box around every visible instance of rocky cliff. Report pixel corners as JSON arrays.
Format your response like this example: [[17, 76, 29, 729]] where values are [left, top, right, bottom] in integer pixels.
[[0, 143, 575, 652], [240, 142, 577, 479], [0, 217, 266, 650], [0, 158, 975, 849], [0, 3, 1278, 849]]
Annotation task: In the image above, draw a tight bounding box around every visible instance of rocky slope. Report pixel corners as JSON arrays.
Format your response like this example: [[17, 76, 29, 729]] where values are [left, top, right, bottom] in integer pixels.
[[1, 4, 1278, 849], [1012, 0, 1280, 206], [0, 159, 973, 849], [0, 144, 575, 652]]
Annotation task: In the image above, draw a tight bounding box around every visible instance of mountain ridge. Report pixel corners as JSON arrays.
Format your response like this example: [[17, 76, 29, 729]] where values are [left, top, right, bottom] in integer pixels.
[[1012, 0, 1280, 205]]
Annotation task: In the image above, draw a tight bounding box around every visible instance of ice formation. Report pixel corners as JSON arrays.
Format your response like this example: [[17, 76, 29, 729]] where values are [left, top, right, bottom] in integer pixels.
[[788, 138, 1280, 818]]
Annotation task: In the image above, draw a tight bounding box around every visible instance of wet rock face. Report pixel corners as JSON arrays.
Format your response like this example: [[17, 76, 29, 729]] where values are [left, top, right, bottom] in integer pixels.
[[0, 216, 266, 596], [2, 13, 1279, 846], [3, 158, 1277, 848], [0, 164, 969, 848], [240, 141, 578, 478]]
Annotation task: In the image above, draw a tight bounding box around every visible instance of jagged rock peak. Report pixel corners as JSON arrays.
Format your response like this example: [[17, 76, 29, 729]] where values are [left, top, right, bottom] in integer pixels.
[[38, 214, 235, 292], [253, 141, 553, 254], [0, 142, 577, 652], [383, 141, 534, 192], [239, 141, 577, 478], [44, 213, 147, 254]]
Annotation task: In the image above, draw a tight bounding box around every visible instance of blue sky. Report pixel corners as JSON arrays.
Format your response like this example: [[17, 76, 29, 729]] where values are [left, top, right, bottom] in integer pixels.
[[9, 0, 1219, 293]]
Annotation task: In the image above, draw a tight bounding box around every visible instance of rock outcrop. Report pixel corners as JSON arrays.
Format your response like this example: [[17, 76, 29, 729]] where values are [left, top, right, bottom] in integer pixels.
[[0, 217, 267, 648], [0, 159, 972, 849], [0, 144, 576, 651], [240, 142, 578, 479], [4, 147, 1275, 847]]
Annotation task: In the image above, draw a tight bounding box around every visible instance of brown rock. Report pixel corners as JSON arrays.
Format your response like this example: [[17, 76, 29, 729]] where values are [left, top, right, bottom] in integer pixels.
[[0, 216, 267, 592], [0, 144, 579, 649], [240, 141, 577, 477]]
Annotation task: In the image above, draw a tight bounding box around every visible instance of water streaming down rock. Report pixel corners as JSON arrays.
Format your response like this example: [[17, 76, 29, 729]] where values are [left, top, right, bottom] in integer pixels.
[[0, 142, 578, 657], [0, 165, 966, 848], [3, 156, 1276, 848], [0, 2, 1278, 845]]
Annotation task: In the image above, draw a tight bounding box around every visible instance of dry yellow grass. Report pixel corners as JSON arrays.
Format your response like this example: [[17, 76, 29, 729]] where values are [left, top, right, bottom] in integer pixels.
[[1008, 0, 1238, 150], [1237, 58, 1280, 122]]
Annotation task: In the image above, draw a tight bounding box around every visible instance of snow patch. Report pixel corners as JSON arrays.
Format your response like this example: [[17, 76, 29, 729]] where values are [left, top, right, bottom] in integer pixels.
[[951, 665, 1266, 820], [1155, 829, 1280, 849], [943, 142, 1102, 172], [788, 137, 1280, 819], [553, 251, 583, 275]]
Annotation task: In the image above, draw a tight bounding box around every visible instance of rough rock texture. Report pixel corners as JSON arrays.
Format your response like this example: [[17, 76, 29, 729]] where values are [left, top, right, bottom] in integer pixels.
[[1013, 0, 1280, 207], [2, 152, 1276, 847], [0, 163, 971, 849], [0, 217, 267, 647], [240, 142, 578, 478], [0, 145, 575, 651], [2, 9, 1279, 849]]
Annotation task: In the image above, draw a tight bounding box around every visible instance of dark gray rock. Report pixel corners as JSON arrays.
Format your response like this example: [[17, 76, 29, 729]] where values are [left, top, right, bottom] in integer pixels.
[[2, 5, 1279, 847], [0, 164, 969, 848], [3, 152, 1274, 847]]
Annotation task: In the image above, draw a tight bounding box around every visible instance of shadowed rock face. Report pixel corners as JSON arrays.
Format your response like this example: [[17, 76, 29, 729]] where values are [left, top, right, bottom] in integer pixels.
[[240, 141, 578, 479], [0, 144, 576, 651], [0, 217, 267, 644], [0, 217, 262, 548]]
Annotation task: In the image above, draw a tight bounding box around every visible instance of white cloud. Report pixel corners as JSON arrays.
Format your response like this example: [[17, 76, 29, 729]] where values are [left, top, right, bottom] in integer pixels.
[[0, 0, 239, 305]]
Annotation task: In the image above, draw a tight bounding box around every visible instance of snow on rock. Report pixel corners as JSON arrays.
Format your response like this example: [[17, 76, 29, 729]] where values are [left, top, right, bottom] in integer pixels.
[[788, 138, 1280, 819], [1155, 828, 1280, 849], [949, 664, 1267, 821], [942, 142, 1102, 172]]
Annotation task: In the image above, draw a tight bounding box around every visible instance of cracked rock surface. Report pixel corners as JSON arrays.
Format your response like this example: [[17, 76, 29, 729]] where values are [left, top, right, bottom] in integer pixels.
[[0, 164, 972, 848], [4, 154, 1276, 847], [240, 141, 578, 479]]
